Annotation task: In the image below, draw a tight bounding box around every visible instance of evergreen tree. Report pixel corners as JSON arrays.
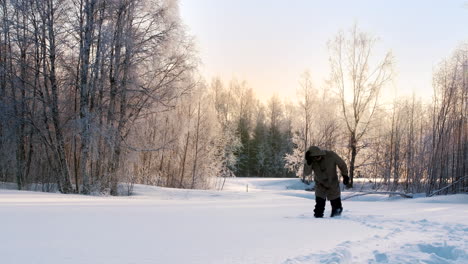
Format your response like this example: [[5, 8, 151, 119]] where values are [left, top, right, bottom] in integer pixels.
[[251, 110, 268, 177], [234, 117, 251, 177]]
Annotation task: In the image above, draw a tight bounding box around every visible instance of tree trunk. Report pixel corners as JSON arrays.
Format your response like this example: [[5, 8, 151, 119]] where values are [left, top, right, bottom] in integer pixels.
[[46, 0, 73, 193], [79, 0, 96, 194], [191, 101, 201, 188], [349, 132, 357, 188]]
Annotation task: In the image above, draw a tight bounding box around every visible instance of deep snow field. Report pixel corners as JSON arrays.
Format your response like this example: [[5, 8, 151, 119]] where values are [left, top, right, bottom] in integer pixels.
[[1, 178, 467, 264]]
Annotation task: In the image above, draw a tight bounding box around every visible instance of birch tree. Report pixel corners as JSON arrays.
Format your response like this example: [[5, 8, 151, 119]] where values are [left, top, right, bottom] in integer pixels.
[[328, 24, 393, 187]]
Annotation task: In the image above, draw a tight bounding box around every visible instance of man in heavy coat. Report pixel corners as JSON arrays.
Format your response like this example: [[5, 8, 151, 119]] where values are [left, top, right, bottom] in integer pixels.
[[304, 146, 349, 218]]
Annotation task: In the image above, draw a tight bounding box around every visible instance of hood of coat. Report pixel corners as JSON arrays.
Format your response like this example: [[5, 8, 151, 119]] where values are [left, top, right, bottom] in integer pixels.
[[307, 146, 326, 156]]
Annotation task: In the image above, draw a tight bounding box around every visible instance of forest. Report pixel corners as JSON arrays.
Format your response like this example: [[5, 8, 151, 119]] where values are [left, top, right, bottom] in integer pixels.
[[0, 0, 466, 196]]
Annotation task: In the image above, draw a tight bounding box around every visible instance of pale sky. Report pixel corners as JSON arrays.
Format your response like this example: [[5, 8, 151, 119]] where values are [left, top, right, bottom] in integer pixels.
[[179, 0, 467, 103]]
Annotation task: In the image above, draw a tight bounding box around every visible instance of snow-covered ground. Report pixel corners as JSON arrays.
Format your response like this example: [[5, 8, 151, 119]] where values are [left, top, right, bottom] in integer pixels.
[[1, 178, 467, 264]]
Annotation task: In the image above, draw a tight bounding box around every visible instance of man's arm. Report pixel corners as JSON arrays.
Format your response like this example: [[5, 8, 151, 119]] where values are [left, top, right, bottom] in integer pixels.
[[335, 154, 348, 176], [332, 151, 349, 185]]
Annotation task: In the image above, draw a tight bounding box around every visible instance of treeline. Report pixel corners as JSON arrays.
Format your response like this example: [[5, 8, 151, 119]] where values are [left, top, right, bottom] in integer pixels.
[[284, 27, 467, 196], [0, 1, 466, 197], [0, 0, 224, 194]]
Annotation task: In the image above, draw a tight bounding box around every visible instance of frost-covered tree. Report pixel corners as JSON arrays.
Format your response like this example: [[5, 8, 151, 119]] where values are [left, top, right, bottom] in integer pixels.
[[328, 24, 394, 187], [0, 0, 198, 194], [285, 72, 342, 182]]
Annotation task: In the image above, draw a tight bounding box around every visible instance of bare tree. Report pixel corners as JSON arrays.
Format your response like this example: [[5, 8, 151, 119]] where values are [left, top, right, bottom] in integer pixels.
[[297, 71, 314, 182], [328, 24, 393, 187], [428, 44, 467, 195], [78, 0, 97, 194]]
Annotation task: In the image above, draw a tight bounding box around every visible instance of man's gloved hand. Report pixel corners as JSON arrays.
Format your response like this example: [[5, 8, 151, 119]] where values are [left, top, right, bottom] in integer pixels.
[[342, 175, 350, 186]]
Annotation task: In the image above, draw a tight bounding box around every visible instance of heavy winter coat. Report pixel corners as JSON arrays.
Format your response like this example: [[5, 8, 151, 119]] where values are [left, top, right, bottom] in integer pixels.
[[304, 146, 348, 200]]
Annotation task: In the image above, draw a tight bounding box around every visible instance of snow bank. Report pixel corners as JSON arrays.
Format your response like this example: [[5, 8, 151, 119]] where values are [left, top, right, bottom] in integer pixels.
[[222, 177, 311, 192], [408, 194, 468, 204]]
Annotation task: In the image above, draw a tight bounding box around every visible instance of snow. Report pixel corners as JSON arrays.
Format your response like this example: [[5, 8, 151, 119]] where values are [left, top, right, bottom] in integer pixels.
[[1, 178, 467, 264]]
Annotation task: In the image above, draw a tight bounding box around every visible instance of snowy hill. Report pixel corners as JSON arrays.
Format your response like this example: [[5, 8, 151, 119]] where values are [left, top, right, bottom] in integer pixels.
[[1, 178, 467, 264]]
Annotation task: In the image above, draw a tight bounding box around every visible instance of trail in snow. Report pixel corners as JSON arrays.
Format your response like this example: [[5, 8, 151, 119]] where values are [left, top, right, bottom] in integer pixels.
[[283, 213, 468, 264]]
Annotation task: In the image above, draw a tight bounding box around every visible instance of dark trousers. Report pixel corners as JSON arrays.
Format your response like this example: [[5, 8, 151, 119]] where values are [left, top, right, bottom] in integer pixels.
[[314, 196, 343, 218], [314, 197, 326, 217]]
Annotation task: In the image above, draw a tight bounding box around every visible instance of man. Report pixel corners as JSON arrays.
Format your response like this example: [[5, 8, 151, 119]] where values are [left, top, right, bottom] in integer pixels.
[[304, 146, 349, 218]]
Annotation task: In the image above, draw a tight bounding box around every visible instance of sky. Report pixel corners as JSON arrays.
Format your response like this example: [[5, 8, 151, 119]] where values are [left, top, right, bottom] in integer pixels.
[[179, 0, 467, 103]]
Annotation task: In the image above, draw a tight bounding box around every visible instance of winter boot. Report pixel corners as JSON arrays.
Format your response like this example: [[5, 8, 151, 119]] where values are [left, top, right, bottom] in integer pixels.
[[330, 197, 343, 217], [314, 197, 326, 218]]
